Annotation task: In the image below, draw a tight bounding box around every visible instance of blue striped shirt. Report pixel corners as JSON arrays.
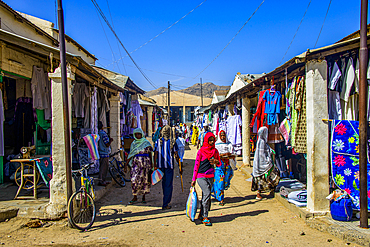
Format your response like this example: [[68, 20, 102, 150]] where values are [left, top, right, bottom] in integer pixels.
[[155, 138, 179, 169]]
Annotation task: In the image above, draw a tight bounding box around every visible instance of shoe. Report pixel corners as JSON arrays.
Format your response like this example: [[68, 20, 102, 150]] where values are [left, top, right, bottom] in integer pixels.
[[255, 195, 263, 201], [162, 205, 172, 210], [197, 214, 203, 221], [202, 217, 212, 226]]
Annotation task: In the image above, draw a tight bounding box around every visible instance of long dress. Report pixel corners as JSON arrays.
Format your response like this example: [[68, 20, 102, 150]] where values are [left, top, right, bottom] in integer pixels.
[[191, 127, 199, 145], [212, 140, 234, 202], [130, 146, 153, 196]]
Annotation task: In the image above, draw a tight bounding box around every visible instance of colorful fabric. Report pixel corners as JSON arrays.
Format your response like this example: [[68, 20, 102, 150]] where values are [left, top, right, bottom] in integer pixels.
[[279, 118, 291, 145], [224, 162, 234, 190], [130, 146, 153, 196], [191, 126, 199, 145], [152, 169, 164, 185], [186, 187, 198, 221], [83, 134, 100, 160], [192, 148, 218, 181], [211, 164, 225, 202], [331, 120, 370, 210], [34, 157, 53, 187], [128, 128, 152, 167]]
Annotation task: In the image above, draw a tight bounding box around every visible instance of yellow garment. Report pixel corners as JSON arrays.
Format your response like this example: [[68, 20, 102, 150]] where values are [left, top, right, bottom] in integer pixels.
[[191, 126, 199, 145]]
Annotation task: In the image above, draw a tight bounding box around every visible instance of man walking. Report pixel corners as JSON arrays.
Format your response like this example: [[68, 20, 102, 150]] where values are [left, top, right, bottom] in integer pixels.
[[98, 121, 113, 186], [154, 125, 180, 210]]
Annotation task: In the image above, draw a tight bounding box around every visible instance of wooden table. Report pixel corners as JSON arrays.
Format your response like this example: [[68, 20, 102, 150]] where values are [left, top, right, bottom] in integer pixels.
[[10, 159, 38, 199]]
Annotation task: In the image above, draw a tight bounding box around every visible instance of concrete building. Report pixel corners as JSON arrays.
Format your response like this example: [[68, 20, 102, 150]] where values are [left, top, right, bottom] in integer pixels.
[[149, 91, 212, 124]]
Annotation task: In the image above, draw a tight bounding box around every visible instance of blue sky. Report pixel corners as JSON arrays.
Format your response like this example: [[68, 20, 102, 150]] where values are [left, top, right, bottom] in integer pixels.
[[5, 0, 366, 91]]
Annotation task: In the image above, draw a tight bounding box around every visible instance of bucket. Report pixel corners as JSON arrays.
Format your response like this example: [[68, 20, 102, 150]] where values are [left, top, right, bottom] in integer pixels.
[[330, 198, 353, 221]]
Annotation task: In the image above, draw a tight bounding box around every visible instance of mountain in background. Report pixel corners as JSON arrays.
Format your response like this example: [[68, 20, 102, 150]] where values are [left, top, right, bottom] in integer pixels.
[[145, 82, 230, 98]]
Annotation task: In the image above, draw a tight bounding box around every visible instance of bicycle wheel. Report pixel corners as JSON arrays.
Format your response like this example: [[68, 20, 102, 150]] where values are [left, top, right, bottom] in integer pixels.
[[109, 165, 126, 187], [68, 190, 96, 231], [110, 158, 131, 182]]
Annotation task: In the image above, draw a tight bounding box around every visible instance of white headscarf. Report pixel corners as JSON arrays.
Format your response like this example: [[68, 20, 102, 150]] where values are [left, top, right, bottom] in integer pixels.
[[253, 126, 273, 177]]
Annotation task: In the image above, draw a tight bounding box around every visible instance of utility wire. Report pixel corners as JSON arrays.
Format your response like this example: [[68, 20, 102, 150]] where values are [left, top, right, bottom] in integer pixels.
[[314, 0, 332, 48], [91, 0, 158, 89], [98, 57, 231, 83], [106, 0, 127, 75], [185, 0, 265, 85], [95, 7, 121, 73], [279, 0, 312, 65], [106, 0, 207, 67]]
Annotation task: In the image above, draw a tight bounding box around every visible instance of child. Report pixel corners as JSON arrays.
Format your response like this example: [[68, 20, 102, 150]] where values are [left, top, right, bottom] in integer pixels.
[[191, 132, 220, 226]]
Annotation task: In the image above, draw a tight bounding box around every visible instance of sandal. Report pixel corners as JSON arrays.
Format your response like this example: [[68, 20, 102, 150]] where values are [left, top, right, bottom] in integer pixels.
[[162, 205, 172, 210], [141, 200, 147, 204], [128, 200, 137, 205], [219, 202, 225, 206], [197, 215, 204, 221], [255, 195, 263, 201], [202, 217, 212, 226]]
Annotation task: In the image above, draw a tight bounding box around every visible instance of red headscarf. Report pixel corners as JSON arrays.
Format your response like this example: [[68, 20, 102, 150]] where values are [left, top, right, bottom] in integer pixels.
[[200, 132, 217, 159]]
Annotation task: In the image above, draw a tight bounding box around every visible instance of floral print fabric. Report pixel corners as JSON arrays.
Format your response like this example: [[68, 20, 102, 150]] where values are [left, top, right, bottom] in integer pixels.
[[130, 146, 153, 196], [331, 120, 370, 210]]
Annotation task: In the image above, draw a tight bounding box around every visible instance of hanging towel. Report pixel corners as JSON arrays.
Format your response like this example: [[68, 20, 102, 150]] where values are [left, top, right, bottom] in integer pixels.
[[83, 134, 100, 161], [279, 118, 291, 145]]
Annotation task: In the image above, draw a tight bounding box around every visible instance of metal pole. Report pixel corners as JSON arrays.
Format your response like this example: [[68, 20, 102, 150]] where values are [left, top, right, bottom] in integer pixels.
[[359, 0, 368, 229], [200, 78, 203, 107], [57, 0, 73, 201], [168, 81, 171, 125]]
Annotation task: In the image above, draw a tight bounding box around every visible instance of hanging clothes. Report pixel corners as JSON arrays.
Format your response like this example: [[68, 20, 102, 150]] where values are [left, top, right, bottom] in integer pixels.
[[226, 115, 242, 155], [72, 83, 90, 118], [293, 76, 307, 153], [250, 90, 268, 131], [31, 66, 51, 120], [263, 89, 281, 126], [131, 100, 143, 129]]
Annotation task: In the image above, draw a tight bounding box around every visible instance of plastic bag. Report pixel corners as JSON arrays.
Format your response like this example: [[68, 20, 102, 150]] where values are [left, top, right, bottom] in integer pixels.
[[151, 169, 164, 185], [186, 187, 198, 221]]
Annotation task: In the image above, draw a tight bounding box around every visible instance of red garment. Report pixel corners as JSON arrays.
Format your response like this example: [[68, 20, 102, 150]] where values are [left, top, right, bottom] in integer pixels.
[[250, 90, 268, 131], [199, 132, 217, 159]]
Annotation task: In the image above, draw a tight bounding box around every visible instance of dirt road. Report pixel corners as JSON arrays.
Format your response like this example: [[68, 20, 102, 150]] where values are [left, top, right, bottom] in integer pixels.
[[0, 145, 356, 246]]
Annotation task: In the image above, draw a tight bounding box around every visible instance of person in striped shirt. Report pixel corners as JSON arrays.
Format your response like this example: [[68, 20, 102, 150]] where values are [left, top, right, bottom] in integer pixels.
[[154, 125, 180, 210]]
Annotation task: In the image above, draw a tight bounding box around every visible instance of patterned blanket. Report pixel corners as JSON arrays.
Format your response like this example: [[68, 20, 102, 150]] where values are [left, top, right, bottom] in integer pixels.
[[331, 120, 370, 210], [34, 157, 53, 187]]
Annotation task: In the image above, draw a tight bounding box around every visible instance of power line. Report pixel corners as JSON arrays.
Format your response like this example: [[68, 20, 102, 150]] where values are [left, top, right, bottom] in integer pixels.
[[106, 0, 127, 75], [314, 0, 332, 49], [91, 0, 158, 89], [95, 7, 121, 73], [106, 0, 207, 67], [279, 0, 312, 65], [184, 0, 265, 85]]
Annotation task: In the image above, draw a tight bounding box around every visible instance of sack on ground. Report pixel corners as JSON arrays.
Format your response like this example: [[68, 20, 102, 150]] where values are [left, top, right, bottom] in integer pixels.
[[186, 187, 198, 221], [151, 169, 164, 185]]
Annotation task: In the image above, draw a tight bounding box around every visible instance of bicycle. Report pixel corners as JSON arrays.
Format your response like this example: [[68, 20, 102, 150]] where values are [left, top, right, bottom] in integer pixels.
[[108, 149, 131, 187], [67, 163, 96, 231]]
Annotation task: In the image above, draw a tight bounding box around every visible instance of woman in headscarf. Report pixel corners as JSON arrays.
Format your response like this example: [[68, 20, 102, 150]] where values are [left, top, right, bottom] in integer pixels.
[[212, 130, 235, 206], [125, 128, 153, 204], [191, 132, 220, 226], [252, 126, 280, 200], [191, 125, 199, 146]]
